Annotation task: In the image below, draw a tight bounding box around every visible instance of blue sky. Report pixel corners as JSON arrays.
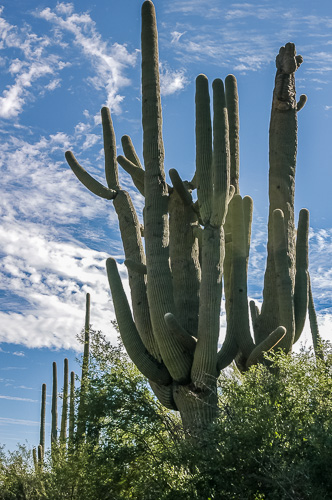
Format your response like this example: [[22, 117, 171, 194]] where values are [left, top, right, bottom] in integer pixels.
[[0, 0, 331, 451]]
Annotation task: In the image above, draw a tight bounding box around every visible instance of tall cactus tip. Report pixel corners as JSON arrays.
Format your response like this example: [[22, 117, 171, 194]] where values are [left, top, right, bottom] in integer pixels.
[[225, 74, 237, 84], [106, 257, 117, 273], [142, 0, 154, 7], [196, 74, 208, 84], [212, 78, 224, 90], [101, 106, 110, 118], [142, 0, 155, 15]]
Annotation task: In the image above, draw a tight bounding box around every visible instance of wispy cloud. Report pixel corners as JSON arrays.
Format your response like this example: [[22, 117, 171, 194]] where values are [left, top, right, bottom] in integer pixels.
[[164, 0, 222, 18], [170, 31, 186, 44], [0, 367, 27, 371], [0, 348, 25, 357], [0, 217, 121, 348], [35, 3, 138, 114], [225, 4, 279, 21], [162, 1, 332, 80], [0, 395, 37, 402], [159, 62, 188, 95], [0, 7, 68, 118], [0, 417, 42, 426]]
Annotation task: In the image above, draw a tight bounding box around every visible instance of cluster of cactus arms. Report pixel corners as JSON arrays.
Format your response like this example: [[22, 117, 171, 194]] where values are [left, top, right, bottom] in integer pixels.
[[65, 1, 322, 432], [33, 294, 90, 468]]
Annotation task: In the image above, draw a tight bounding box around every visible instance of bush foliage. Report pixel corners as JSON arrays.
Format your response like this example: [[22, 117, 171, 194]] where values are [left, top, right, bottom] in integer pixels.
[[1, 336, 331, 499]]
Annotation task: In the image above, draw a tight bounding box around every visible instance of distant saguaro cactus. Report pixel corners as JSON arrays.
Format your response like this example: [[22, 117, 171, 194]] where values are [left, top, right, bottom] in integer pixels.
[[51, 361, 57, 446], [33, 294, 93, 472], [66, 1, 321, 433], [60, 358, 69, 442], [76, 292, 90, 441], [33, 383, 46, 468]]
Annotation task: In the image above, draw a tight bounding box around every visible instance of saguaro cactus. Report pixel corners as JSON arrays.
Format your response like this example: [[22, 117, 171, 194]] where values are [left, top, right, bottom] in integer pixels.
[[51, 361, 57, 445], [253, 43, 308, 352], [76, 293, 90, 440], [66, 1, 318, 432], [69, 370, 75, 442], [60, 358, 69, 442], [36, 383, 46, 465]]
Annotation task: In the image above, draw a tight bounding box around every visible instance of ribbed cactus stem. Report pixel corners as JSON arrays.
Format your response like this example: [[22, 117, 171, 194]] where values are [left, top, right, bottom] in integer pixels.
[[32, 447, 37, 471], [121, 135, 143, 168], [196, 74, 212, 225], [117, 155, 145, 195], [168, 183, 200, 337], [243, 196, 253, 269], [246, 326, 286, 368], [164, 313, 197, 353], [217, 332, 238, 372], [82, 293, 90, 381], [141, 0, 191, 382], [169, 168, 193, 206], [77, 293, 90, 440], [106, 258, 171, 384], [124, 259, 147, 274], [65, 151, 117, 200], [141, 1, 165, 175], [60, 357, 69, 442], [258, 43, 304, 343], [294, 209, 309, 343], [273, 209, 294, 351], [102, 107, 119, 189], [191, 225, 223, 387], [211, 78, 230, 227], [231, 195, 254, 357], [308, 276, 324, 361], [69, 371, 75, 443], [149, 381, 177, 410], [39, 383, 46, 458], [37, 444, 43, 467], [225, 74, 240, 194], [51, 361, 57, 444]]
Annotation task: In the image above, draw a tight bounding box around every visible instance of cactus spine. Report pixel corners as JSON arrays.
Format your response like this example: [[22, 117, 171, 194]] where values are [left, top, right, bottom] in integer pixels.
[[66, 1, 319, 433]]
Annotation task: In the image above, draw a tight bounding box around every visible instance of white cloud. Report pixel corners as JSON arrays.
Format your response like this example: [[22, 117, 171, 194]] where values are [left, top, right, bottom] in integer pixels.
[[0, 133, 117, 227], [162, 2, 332, 85], [0, 199, 133, 349], [159, 63, 188, 96], [56, 3, 74, 16], [45, 78, 61, 91], [0, 417, 41, 426], [82, 133, 99, 150], [164, 0, 222, 18], [225, 4, 278, 21], [0, 10, 68, 118], [0, 395, 38, 402], [170, 31, 186, 44], [36, 6, 138, 114]]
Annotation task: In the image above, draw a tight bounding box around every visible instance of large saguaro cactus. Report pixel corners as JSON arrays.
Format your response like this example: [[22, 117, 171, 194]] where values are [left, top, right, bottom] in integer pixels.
[[65, 1, 318, 433]]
